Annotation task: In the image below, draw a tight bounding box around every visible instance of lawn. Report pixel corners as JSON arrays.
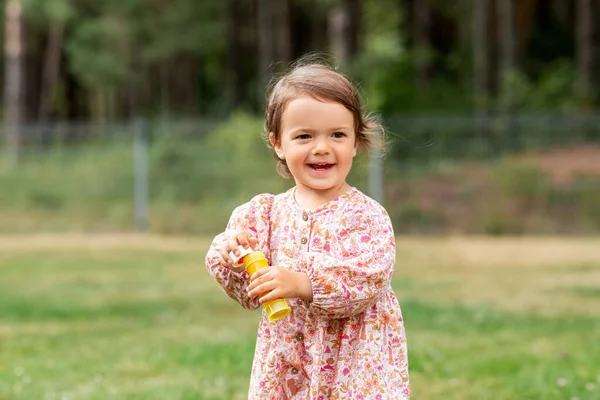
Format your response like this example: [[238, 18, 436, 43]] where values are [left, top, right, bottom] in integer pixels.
[[0, 235, 599, 399]]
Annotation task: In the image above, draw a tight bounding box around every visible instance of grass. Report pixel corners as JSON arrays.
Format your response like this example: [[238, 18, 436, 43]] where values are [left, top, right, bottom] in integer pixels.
[[1, 235, 599, 399]]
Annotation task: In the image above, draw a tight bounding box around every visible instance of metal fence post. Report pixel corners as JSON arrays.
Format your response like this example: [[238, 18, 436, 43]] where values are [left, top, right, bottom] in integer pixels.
[[134, 118, 149, 232]]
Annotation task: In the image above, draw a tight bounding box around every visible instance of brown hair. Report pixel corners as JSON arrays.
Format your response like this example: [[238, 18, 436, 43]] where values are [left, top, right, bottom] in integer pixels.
[[265, 60, 386, 178]]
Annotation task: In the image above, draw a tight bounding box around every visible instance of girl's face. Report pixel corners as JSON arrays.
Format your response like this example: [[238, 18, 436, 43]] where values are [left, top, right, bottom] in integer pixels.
[[270, 96, 358, 206]]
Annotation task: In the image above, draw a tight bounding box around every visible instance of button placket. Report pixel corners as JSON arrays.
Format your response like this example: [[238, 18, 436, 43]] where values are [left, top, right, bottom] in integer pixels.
[[300, 211, 310, 247]]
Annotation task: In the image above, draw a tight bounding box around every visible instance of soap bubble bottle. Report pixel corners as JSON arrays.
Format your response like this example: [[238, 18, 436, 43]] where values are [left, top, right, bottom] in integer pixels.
[[234, 247, 291, 322]]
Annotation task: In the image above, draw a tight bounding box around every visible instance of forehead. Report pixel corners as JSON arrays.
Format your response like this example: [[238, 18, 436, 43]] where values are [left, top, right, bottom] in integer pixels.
[[281, 96, 354, 131]]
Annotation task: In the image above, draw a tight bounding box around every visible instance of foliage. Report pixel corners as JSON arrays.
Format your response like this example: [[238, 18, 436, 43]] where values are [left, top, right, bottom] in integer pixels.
[[151, 113, 288, 206], [504, 60, 578, 112], [349, 52, 474, 115], [5, 0, 593, 121], [19, 0, 228, 91], [21, 0, 75, 25], [67, 15, 132, 88]]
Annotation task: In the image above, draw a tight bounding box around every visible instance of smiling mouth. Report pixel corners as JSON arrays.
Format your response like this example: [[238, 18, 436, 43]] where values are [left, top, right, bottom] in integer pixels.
[[308, 163, 335, 170]]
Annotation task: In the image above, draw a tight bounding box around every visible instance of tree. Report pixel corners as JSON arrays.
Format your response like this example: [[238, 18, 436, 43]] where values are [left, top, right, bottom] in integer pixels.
[[228, 0, 258, 110], [575, 0, 596, 108], [497, 0, 517, 108], [496, 0, 519, 149], [257, 0, 291, 89], [413, 0, 431, 88], [3, 0, 25, 164], [38, 0, 74, 121], [473, 0, 491, 140], [328, 0, 361, 64]]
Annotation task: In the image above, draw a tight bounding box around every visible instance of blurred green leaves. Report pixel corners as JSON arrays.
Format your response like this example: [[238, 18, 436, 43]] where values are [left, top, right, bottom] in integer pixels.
[[21, 0, 75, 24], [21, 0, 226, 90]]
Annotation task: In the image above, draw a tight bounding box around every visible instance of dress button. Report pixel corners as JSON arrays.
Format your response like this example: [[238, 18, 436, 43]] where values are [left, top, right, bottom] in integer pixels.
[[302, 212, 308, 221], [301, 237, 307, 244], [291, 367, 299, 374], [295, 332, 304, 342]]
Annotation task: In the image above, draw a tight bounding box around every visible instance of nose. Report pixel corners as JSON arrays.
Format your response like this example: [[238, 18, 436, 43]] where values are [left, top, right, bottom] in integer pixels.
[[312, 136, 330, 155]]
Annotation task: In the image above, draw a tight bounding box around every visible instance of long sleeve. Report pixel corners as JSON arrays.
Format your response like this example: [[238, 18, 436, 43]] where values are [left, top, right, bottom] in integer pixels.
[[296, 207, 396, 319], [205, 194, 274, 310]]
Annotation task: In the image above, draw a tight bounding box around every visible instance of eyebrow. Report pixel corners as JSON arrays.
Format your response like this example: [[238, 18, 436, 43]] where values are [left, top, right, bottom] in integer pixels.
[[288, 126, 353, 134]]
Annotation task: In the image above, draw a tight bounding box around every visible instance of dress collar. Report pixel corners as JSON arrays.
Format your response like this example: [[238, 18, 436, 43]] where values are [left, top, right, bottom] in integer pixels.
[[287, 186, 357, 215]]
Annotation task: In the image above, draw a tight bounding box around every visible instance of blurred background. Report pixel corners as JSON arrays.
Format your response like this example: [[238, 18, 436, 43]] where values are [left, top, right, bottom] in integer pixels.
[[1, 1, 600, 399], [0, 0, 599, 235]]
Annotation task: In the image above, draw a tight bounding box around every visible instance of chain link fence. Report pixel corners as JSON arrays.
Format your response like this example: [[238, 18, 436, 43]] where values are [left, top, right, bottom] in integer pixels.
[[1, 113, 599, 235]]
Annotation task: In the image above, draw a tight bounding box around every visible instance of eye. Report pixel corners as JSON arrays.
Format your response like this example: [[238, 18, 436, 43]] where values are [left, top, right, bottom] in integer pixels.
[[332, 131, 346, 138], [296, 134, 311, 140]]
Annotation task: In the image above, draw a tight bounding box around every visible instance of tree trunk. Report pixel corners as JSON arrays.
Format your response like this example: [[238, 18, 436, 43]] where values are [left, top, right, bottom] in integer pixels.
[[275, 0, 292, 64], [497, 0, 519, 150], [257, 0, 276, 88], [514, 0, 538, 56], [575, 0, 595, 108], [3, 0, 24, 164], [257, 0, 292, 96], [159, 62, 171, 116], [328, 0, 361, 64], [473, 0, 491, 147], [473, 0, 491, 112], [39, 22, 64, 122], [413, 0, 431, 87], [229, 0, 245, 107], [497, 0, 516, 102]]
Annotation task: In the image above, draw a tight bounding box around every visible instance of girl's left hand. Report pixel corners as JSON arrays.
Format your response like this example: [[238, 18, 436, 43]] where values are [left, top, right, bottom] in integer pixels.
[[247, 266, 313, 303]]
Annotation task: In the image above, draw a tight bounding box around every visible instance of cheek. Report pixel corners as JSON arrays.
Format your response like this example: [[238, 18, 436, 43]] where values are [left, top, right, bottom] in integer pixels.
[[286, 152, 305, 167], [344, 145, 357, 160]]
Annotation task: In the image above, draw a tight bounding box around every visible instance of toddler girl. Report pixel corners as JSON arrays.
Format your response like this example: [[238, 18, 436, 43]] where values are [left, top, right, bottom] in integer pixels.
[[205, 61, 409, 399]]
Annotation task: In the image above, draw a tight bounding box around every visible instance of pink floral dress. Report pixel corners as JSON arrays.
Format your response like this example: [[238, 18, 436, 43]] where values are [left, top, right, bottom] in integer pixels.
[[206, 187, 410, 399]]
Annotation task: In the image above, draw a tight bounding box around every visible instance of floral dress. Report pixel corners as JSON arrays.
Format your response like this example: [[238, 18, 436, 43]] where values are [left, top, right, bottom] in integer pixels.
[[205, 187, 410, 399]]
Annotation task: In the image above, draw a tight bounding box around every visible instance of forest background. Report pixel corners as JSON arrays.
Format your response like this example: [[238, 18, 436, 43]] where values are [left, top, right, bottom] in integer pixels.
[[2, 0, 600, 235]]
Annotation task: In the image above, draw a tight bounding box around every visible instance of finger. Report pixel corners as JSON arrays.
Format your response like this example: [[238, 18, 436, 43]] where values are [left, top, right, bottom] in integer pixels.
[[249, 266, 270, 283], [249, 281, 277, 299], [237, 232, 250, 249], [247, 269, 272, 292], [228, 236, 241, 258], [258, 288, 283, 304], [219, 244, 233, 266], [248, 236, 258, 249], [247, 271, 264, 291]]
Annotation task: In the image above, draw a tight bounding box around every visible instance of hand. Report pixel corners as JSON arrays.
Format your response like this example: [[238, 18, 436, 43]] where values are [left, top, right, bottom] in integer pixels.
[[219, 231, 258, 272], [247, 266, 313, 303]]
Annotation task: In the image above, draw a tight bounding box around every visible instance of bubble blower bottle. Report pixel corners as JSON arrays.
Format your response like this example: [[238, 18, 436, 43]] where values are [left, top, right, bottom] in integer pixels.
[[233, 247, 291, 322]]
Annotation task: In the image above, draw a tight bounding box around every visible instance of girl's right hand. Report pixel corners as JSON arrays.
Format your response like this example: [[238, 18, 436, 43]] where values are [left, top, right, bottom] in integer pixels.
[[219, 231, 258, 271]]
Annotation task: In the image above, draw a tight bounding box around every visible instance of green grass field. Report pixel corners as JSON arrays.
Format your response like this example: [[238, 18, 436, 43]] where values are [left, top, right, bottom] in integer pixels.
[[1, 235, 599, 400]]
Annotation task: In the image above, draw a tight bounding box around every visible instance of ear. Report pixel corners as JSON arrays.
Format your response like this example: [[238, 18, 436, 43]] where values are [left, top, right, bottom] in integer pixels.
[[269, 132, 284, 159], [352, 137, 360, 158]]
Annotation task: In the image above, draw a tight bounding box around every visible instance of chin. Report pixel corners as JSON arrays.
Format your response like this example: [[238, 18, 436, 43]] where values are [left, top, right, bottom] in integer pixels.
[[309, 182, 343, 191]]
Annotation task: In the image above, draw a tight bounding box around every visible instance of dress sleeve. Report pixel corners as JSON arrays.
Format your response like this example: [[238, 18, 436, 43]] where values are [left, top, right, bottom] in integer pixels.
[[298, 206, 396, 319], [205, 194, 274, 310]]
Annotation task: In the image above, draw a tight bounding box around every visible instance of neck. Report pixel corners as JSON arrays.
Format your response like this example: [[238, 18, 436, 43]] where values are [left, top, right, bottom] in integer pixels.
[[294, 182, 351, 209]]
